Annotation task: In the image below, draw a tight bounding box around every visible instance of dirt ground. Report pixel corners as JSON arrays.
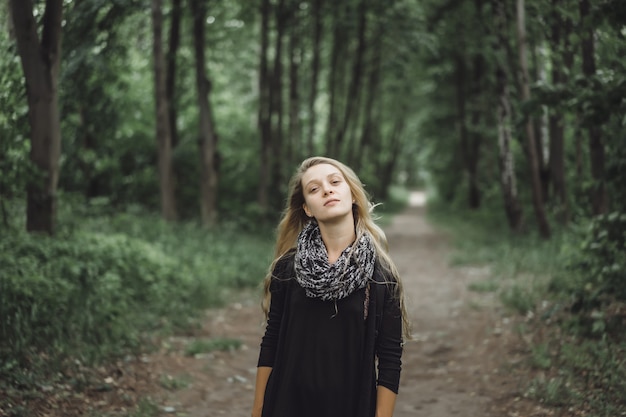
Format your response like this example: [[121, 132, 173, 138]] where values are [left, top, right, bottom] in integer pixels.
[[20, 192, 560, 417]]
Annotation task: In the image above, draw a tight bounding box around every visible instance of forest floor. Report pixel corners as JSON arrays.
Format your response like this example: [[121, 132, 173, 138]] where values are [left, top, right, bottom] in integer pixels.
[[21, 192, 565, 417]]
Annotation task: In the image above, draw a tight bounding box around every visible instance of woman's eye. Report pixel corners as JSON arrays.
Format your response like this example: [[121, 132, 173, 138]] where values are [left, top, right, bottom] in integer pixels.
[[309, 187, 318, 193]]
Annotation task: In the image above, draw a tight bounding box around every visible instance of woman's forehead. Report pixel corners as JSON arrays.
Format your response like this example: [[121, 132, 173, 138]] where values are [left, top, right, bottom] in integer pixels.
[[301, 163, 343, 182]]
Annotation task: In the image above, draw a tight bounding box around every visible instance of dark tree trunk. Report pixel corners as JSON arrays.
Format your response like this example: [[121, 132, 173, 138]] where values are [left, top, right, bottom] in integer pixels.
[[356, 0, 384, 172], [333, 0, 368, 160], [325, 3, 349, 158], [378, 109, 406, 201], [307, 0, 323, 157], [257, 0, 272, 211], [516, 0, 551, 238], [467, 38, 484, 209], [10, 0, 63, 234], [493, 0, 523, 232], [270, 0, 287, 203], [548, 0, 570, 223], [189, 0, 219, 227], [151, 0, 178, 221], [166, 0, 182, 148], [287, 0, 301, 166], [579, 0, 607, 215]]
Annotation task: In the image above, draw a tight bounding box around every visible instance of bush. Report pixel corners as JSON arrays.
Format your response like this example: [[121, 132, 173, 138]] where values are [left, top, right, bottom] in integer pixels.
[[0, 231, 208, 362]]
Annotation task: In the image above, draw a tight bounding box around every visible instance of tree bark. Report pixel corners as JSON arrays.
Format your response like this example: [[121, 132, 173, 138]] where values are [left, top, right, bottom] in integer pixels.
[[270, 0, 287, 204], [493, 0, 523, 232], [257, 0, 272, 211], [287, 0, 301, 165], [166, 0, 182, 148], [356, 0, 384, 172], [306, 0, 323, 157], [189, 0, 219, 227], [151, 0, 178, 221], [325, 3, 349, 158], [9, 0, 63, 234], [579, 0, 607, 215], [467, 39, 484, 209], [333, 0, 368, 160], [547, 0, 570, 223], [516, 0, 551, 238]]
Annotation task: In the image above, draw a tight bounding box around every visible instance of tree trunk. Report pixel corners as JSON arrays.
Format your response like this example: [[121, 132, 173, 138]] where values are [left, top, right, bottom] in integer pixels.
[[516, 0, 551, 238], [333, 0, 368, 160], [493, 0, 523, 232], [166, 0, 182, 149], [579, 0, 607, 215], [257, 0, 272, 211], [325, 3, 349, 158], [454, 52, 476, 209], [270, 0, 287, 206], [467, 37, 484, 209], [9, 0, 63, 235], [356, 0, 384, 172], [306, 0, 323, 157], [548, 0, 570, 223], [378, 109, 406, 201], [189, 0, 219, 227], [287, 0, 301, 165], [151, 0, 178, 221]]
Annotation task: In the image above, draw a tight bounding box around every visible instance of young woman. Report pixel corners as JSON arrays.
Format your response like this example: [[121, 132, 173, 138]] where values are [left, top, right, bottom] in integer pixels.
[[252, 157, 409, 417]]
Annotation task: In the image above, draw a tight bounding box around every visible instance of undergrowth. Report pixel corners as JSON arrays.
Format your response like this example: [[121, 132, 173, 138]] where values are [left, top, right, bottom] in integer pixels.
[[427, 200, 626, 415], [0, 197, 273, 411]]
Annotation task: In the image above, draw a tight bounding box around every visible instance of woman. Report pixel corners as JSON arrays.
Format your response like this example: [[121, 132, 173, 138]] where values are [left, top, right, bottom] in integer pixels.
[[252, 157, 409, 417]]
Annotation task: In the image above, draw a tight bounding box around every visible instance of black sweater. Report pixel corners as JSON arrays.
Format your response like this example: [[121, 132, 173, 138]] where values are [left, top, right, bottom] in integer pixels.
[[257, 252, 403, 417]]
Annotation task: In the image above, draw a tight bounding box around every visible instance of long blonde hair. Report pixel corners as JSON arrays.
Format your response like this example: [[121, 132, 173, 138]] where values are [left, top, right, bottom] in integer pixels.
[[262, 156, 410, 339]]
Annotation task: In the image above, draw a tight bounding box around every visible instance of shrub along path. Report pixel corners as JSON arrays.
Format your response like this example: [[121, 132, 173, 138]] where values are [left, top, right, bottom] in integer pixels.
[[34, 193, 558, 416]]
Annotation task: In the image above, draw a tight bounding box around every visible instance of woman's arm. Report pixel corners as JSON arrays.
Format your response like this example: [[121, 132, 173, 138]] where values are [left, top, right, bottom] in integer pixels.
[[375, 385, 398, 417], [251, 366, 272, 417], [375, 281, 404, 415]]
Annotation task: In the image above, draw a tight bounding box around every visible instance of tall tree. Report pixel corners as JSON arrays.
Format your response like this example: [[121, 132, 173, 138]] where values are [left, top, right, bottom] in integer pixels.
[[257, 0, 272, 211], [306, 0, 324, 157], [547, 0, 571, 223], [287, 0, 302, 165], [579, 0, 607, 215], [151, 0, 178, 221], [166, 0, 182, 149], [493, 0, 523, 231], [334, 0, 368, 159], [9, 0, 63, 234], [516, 0, 551, 238], [189, 0, 220, 227]]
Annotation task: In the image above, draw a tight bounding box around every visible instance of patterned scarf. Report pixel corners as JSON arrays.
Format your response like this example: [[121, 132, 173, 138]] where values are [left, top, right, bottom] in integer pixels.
[[294, 221, 376, 301]]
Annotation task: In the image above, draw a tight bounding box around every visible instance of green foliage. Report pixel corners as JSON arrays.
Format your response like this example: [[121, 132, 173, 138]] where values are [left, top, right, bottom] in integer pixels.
[[0, 198, 272, 379]]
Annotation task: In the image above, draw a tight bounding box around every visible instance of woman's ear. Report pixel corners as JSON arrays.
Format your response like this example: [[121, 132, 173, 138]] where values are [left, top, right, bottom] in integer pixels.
[[302, 203, 312, 217]]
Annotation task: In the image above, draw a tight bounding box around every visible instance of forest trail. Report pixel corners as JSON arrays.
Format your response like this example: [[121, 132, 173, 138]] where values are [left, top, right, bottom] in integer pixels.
[[86, 192, 540, 417]]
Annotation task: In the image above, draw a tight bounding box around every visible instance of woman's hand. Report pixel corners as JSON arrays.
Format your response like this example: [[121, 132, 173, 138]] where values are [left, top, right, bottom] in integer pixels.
[[251, 366, 272, 417]]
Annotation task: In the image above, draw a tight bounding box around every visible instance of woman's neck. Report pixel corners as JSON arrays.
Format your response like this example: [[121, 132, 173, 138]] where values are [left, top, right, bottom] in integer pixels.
[[318, 218, 356, 264]]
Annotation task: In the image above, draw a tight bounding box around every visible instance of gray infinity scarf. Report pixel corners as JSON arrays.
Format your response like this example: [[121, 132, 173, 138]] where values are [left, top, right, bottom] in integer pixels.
[[294, 221, 375, 301]]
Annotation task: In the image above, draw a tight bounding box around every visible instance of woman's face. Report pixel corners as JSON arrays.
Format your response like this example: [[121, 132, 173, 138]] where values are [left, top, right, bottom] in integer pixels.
[[301, 163, 354, 224]]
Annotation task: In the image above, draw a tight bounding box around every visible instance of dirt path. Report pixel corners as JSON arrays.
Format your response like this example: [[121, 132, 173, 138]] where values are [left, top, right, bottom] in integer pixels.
[[97, 193, 534, 416]]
